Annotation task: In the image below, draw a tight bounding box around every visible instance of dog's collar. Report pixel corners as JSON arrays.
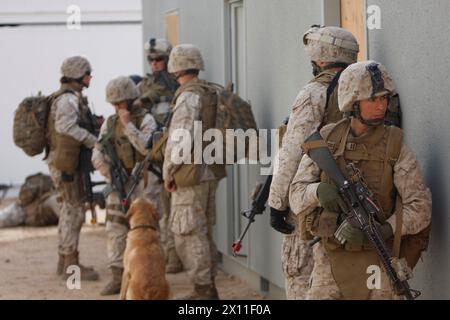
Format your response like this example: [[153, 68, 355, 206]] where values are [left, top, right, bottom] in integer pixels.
[[129, 224, 158, 232]]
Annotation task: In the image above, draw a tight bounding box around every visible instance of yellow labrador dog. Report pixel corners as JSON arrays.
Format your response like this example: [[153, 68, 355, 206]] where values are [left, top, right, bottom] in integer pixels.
[[120, 198, 170, 300]]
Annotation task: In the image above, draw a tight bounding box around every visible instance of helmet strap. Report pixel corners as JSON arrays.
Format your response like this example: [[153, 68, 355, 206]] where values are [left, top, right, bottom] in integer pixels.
[[352, 103, 385, 127]]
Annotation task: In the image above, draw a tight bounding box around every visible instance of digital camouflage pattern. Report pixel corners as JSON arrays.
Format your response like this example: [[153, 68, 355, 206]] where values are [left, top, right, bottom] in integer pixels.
[[170, 180, 218, 285], [303, 26, 359, 65], [168, 44, 205, 74]]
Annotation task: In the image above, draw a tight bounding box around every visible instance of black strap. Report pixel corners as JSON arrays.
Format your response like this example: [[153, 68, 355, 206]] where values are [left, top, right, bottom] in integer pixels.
[[129, 224, 158, 232], [317, 70, 343, 131]]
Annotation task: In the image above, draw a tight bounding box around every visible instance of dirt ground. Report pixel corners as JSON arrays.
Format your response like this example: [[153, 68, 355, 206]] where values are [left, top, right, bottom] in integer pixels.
[[0, 198, 263, 300]]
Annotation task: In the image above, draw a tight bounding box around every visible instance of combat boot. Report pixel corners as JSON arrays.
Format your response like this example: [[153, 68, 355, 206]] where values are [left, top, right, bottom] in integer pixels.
[[61, 251, 99, 281], [100, 267, 123, 296], [176, 283, 219, 300], [56, 253, 64, 275], [165, 248, 183, 274]]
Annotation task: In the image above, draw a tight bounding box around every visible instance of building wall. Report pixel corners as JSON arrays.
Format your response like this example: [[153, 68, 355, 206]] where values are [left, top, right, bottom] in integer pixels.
[[142, 0, 323, 296], [367, 0, 450, 300], [142, 0, 444, 299]]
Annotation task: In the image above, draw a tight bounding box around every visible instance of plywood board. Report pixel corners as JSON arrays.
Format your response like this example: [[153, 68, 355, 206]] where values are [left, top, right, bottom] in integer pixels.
[[340, 0, 366, 61], [165, 12, 179, 46]]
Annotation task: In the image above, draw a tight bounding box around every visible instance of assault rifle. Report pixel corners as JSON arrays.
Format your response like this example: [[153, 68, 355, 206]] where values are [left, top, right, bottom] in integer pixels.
[[79, 146, 106, 225], [122, 135, 162, 210], [103, 134, 162, 214], [231, 117, 289, 255], [303, 131, 421, 300], [102, 140, 129, 214], [79, 110, 104, 224], [232, 175, 273, 255]]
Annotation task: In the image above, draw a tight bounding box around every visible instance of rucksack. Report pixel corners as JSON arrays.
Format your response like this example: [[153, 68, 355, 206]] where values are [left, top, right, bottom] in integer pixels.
[[18, 172, 54, 206], [13, 88, 73, 157], [186, 81, 258, 163], [13, 93, 52, 157], [150, 81, 258, 166]]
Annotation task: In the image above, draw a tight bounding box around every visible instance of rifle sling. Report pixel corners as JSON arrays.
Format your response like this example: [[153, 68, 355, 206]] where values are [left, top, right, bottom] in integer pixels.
[[393, 195, 403, 258], [302, 140, 329, 154]]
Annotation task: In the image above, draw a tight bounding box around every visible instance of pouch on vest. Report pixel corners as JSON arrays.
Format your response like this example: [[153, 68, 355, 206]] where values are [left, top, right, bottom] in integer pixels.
[[306, 208, 339, 239], [116, 137, 135, 171], [172, 163, 203, 188], [150, 130, 168, 165], [51, 133, 81, 174]]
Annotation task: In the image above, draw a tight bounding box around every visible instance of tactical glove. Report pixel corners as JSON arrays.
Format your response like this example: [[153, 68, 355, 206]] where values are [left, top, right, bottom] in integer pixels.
[[334, 219, 394, 246], [316, 182, 345, 213], [270, 208, 295, 235]]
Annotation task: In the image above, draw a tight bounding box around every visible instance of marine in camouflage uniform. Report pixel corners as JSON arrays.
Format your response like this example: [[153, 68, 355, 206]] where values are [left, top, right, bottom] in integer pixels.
[[164, 44, 226, 300], [92, 76, 161, 295], [289, 61, 432, 300], [138, 38, 182, 273], [46, 56, 99, 281], [268, 26, 359, 299], [0, 173, 59, 228]]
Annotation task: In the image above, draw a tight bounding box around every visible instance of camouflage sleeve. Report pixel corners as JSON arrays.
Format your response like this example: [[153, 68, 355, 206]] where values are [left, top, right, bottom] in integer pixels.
[[54, 93, 97, 148], [289, 153, 322, 215], [91, 120, 111, 182], [387, 144, 432, 235], [123, 114, 157, 155], [268, 82, 327, 210], [163, 91, 201, 181]]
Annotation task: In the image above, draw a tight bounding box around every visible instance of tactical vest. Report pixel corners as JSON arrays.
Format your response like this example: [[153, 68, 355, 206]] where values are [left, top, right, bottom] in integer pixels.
[[46, 84, 93, 173], [103, 105, 148, 174], [169, 78, 227, 186], [139, 71, 179, 127], [318, 118, 403, 299]]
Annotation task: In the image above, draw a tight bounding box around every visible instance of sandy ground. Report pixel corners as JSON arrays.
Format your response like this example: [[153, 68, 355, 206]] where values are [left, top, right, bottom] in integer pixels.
[[0, 198, 263, 300]]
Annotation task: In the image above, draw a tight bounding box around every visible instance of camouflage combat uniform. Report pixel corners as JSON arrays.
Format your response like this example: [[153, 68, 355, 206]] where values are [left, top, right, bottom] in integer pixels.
[[288, 60, 431, 300], [47, 89, 97, 255], [268, 26, 359, 300], [163, 90, 220, 288], [289, 125, 432, 299], [138, 70, 181, 271], [92, 109, 161, 269]]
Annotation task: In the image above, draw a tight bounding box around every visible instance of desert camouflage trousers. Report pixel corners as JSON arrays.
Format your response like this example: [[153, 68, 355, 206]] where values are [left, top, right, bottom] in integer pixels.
[[159, 188, 182, 266], [106, 173, 162, 269], [281, 233, 314, 299], [307, 242, 402, 300], [48, 164, 85, 255], [170, 180, 218, 286]]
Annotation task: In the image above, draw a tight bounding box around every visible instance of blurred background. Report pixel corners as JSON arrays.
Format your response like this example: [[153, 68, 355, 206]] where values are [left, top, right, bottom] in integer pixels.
[[0, 0, 143, 185]]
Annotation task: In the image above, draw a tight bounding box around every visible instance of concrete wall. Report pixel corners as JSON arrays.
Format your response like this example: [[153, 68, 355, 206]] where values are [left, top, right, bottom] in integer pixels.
[[142, 0, 323, 295], [367, 0, 450, 300], [143, 0, 445, 299]]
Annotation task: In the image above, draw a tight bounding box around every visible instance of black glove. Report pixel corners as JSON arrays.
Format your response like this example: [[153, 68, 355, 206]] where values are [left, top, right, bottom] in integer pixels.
[[270, 207, 295, 234]]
